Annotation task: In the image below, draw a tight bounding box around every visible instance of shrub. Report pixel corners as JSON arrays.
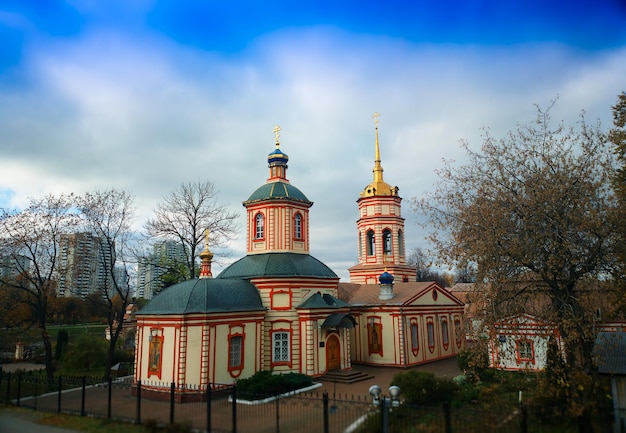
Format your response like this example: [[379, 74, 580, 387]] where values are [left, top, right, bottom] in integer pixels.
[[235, 370, 313, 399], [391, 370, 459, 406]]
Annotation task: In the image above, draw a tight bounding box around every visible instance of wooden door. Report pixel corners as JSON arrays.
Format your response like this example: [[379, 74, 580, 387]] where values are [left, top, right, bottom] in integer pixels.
[[326, 334, 341, 371]]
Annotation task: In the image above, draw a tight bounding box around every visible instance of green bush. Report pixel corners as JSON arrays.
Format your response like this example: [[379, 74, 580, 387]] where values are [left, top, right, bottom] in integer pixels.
[[391, 370, 459, 406], [235, 370, 313, 399], [62, 333, 107, 372]]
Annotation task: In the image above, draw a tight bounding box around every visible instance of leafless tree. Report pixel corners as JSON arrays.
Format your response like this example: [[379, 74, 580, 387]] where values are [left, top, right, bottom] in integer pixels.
[[0, 194, 80, 379], [415, 101, 620, 430], [78, 189, 136, 380], [144, 180, 238, 278]]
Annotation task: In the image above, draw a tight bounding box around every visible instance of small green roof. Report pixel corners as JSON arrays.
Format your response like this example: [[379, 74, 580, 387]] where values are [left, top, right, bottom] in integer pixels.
[[244, 181, 312, 205], [137, 278, 265, 315], [298, 292, 350, 309], [217, 253, 338, 280]]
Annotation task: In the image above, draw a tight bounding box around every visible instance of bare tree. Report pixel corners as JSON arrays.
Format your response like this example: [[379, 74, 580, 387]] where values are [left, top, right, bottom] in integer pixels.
[[407, 247, 455, 286], [0, 194, 79, 379], [144, 181, 238, 278], [407, 247, 433, 281], [415, 102, 619, 430], [78, 189, 136, 380]]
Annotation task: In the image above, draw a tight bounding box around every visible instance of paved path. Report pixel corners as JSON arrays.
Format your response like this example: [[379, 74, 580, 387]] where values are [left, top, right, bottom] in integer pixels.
[[0, 357, 462, 432]]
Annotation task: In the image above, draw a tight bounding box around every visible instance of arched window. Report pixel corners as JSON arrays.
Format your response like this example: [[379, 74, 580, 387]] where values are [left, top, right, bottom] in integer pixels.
[[383, 229, 392, 255], [255, 213, 264, 239], [441, 319, 449, 350], [427, 319, 435, 352], [410, 322, 419, 355], [366, 230, 375, 256], [293, 213, 302, 239], [398, 230, 404, 256], [367, 318, 383, 355]]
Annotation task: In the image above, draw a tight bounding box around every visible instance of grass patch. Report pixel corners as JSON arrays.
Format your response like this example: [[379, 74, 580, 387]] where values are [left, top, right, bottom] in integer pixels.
[[0, 405, 144, 433], [38, 413, 145, 433]]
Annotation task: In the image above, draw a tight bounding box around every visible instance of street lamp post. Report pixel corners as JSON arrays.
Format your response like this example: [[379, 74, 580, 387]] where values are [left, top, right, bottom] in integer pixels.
[[369, 385, 402, 433]]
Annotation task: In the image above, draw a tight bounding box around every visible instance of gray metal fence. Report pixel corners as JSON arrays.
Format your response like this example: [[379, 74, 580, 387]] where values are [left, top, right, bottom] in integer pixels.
[[0, 368, 618, 433]]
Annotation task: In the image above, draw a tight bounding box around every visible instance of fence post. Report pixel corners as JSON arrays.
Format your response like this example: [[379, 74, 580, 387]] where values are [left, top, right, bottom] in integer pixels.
[[16, 372, 22, 406], [81, 376, 86, 417], [206, 384, 212, 433], [520, 404, 528, 433], [57, 375, 62, 413], [323, 391, 329, 433], [34, 374, 38, 410], [5, 372, 11, 403], [275, 393, 280, 433], [443, 401, 452, 433], [170, 382, 175, 425], [107, 377, 112, 419], [232, 385, 237, 433], [136, 380, 141, 425]]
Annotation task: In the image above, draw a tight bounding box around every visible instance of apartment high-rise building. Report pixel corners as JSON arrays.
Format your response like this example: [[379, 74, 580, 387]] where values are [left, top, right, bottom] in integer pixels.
[[0, 254, 31, 281], [57, 233, 115, 299], [135, 241, 187, 299]]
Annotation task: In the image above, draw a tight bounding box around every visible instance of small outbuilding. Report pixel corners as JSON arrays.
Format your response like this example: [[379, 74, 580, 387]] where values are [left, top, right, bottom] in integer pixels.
[[594, 331, 626, 433]]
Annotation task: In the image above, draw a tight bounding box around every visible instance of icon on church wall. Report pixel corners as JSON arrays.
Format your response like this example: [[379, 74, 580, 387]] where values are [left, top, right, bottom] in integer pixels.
[[148, 333, 163, 378]]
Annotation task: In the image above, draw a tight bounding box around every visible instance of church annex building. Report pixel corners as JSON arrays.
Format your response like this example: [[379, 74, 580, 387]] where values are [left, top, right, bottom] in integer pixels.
[[134, 119, 465, 399]]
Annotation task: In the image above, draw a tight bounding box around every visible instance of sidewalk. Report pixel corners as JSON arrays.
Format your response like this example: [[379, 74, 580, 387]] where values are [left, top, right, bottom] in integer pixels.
[[317, 357, 462, 397]]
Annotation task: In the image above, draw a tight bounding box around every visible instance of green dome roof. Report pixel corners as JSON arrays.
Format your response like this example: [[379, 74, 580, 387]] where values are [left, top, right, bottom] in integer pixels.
[[217, 253, 338, 280], [137, 278, 264, 315], [244, 181, 312, 205]]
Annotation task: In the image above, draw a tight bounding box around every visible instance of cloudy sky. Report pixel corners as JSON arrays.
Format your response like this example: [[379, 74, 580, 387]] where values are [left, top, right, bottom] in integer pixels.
[[1, 1, 625, 281]]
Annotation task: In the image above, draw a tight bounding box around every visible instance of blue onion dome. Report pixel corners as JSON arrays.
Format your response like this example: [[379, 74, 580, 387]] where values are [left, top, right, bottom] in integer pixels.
[[268, 147, 289, 165], [379, 270, 394, 284]]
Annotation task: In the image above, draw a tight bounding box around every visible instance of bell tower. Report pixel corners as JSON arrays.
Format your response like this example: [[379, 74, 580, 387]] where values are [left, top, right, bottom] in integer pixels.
[[348, 113, 416, 284]]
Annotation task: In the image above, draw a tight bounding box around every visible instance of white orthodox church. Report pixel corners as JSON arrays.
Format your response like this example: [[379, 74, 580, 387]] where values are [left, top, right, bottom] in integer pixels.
[[133, 119, 464, 400]]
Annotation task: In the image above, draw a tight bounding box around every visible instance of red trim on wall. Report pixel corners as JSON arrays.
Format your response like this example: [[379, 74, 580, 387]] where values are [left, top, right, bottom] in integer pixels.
[[270, 288, 293, 310]]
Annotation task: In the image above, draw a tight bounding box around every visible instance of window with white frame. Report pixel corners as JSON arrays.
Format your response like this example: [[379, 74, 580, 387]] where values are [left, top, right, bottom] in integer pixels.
[[294, 213, 302, 239], [272, 331, 290, 363], [255, 213, 264, 239], [229, 335, 243, 369]]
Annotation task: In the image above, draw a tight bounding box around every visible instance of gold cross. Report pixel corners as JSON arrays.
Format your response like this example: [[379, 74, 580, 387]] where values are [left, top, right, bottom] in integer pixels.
[[372, 112, 380, 128], [204, 228, 210, 250], [273, 125, 282, 146]]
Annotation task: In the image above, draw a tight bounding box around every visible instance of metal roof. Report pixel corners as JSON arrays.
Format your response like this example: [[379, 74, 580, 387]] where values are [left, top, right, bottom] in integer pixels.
[[217, 253, 338, 279], [595, 332, 626, 375], [137, 278, 265, 315], [297, 292, 350, 309], [243, 181, 312, 205]]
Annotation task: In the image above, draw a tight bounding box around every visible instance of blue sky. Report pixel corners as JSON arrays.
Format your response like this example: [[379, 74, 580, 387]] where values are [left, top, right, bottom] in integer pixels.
[[1, 1, 625, 280]]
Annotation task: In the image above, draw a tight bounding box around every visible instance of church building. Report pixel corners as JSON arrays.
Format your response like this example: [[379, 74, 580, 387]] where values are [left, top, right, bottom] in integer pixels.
[[133, 118, 464, 399]]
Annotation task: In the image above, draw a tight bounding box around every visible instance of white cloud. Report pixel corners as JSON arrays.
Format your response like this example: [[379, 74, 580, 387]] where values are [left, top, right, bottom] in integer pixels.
[[1, 26, 624, 280]]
